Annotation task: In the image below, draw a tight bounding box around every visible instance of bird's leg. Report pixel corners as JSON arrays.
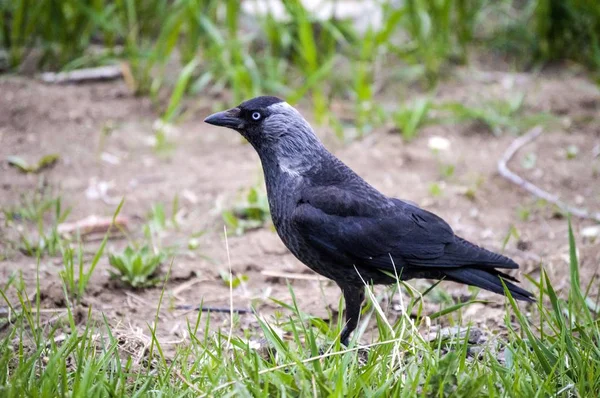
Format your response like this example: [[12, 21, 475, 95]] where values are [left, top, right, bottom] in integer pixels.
[[339, 285, 365, 346]]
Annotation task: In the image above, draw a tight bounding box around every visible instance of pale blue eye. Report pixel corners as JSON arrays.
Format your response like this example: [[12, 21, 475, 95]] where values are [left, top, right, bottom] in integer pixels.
[[252, 112, 261, 120]]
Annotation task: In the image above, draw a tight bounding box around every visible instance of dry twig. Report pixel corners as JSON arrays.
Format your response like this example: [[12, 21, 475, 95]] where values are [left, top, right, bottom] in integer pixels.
[[58, 215, 129, 237], [172, 278, 209, 301], [498, 127, 600, 223], [261, 270, 323, 281], [174, 304, 251, 314], [175, 370, 202, 394], [39, 65, 123, 84]]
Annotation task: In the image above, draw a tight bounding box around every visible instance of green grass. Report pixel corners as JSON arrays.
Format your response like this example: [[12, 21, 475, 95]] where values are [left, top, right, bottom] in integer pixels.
[[222, 186, 271, 236], [392, 97, 433, 141], [490, 0, 600, 71], [1, 183, 70, 258], [108, 245, 165, 288], [1, 218, 598, 396], [389, 94, 560, 140]]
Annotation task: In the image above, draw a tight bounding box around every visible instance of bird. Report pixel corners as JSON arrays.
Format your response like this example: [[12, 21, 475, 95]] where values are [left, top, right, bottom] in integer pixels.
[[204, 96, 534, 346]]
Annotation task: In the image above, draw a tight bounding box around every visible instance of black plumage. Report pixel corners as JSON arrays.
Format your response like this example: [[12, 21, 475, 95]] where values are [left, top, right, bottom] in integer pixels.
[[205, 96, 534, 346]]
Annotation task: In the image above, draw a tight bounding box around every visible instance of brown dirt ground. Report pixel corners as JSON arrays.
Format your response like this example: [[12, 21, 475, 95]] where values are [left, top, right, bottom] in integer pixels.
[[1, 66, 599, 351]]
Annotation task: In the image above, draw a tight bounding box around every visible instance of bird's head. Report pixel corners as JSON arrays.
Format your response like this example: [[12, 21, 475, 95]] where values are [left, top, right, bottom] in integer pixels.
[[204, 96, 322, 159]]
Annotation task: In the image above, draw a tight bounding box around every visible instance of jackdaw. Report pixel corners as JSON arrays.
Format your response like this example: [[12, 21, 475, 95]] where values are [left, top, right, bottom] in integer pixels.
[[205, 96, 534, 346]]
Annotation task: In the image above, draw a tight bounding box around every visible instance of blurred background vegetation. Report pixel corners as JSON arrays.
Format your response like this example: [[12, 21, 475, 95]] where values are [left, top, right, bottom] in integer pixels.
[[1, 2, 600, 395], [1, 0, 598, 137]]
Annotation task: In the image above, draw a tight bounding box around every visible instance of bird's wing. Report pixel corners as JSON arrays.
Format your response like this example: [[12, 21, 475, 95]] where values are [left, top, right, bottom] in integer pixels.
[[292, 186, 517, 271]]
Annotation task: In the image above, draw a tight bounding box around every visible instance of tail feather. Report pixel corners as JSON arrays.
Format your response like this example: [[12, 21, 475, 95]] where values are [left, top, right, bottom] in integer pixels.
[[443, 267, 535, 302]]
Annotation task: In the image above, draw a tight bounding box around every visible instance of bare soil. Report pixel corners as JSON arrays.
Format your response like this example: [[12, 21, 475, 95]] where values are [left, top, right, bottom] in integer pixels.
[[1, 66, 599, 350]]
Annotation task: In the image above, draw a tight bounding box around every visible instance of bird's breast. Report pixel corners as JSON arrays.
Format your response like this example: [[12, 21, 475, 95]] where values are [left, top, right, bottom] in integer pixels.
[[262, 174, 303, 246]]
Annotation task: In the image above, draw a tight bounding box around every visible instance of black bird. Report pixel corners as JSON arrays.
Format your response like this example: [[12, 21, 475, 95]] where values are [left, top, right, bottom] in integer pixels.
[[205, 96, 534, 346]]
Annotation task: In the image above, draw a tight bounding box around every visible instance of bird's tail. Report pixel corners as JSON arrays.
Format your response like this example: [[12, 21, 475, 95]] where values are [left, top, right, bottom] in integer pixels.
[[443, 267, 535, 302]]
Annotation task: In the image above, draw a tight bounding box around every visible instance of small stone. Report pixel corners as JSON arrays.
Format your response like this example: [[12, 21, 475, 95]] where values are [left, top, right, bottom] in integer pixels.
[[428, 136, 451, 151], [581, 225, 600, 242], [425, 326, 486, 345], [516, 240, 531, 251], [249, 337, 276, 360]]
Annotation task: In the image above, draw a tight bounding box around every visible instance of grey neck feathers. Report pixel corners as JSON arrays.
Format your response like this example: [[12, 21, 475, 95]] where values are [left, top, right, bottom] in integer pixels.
[[259, 102, 327, 178]]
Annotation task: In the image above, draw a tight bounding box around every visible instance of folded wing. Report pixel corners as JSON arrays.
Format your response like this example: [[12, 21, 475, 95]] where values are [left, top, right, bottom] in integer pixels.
[[292, 186, 533, 301]]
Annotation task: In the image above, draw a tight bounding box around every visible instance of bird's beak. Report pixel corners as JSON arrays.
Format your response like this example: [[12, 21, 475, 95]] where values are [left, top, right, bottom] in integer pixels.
[[204, 107, 243, 129]]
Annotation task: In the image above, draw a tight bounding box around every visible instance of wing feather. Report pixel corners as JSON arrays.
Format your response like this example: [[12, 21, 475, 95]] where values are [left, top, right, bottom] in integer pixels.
[[292, 186, 517, 271]]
